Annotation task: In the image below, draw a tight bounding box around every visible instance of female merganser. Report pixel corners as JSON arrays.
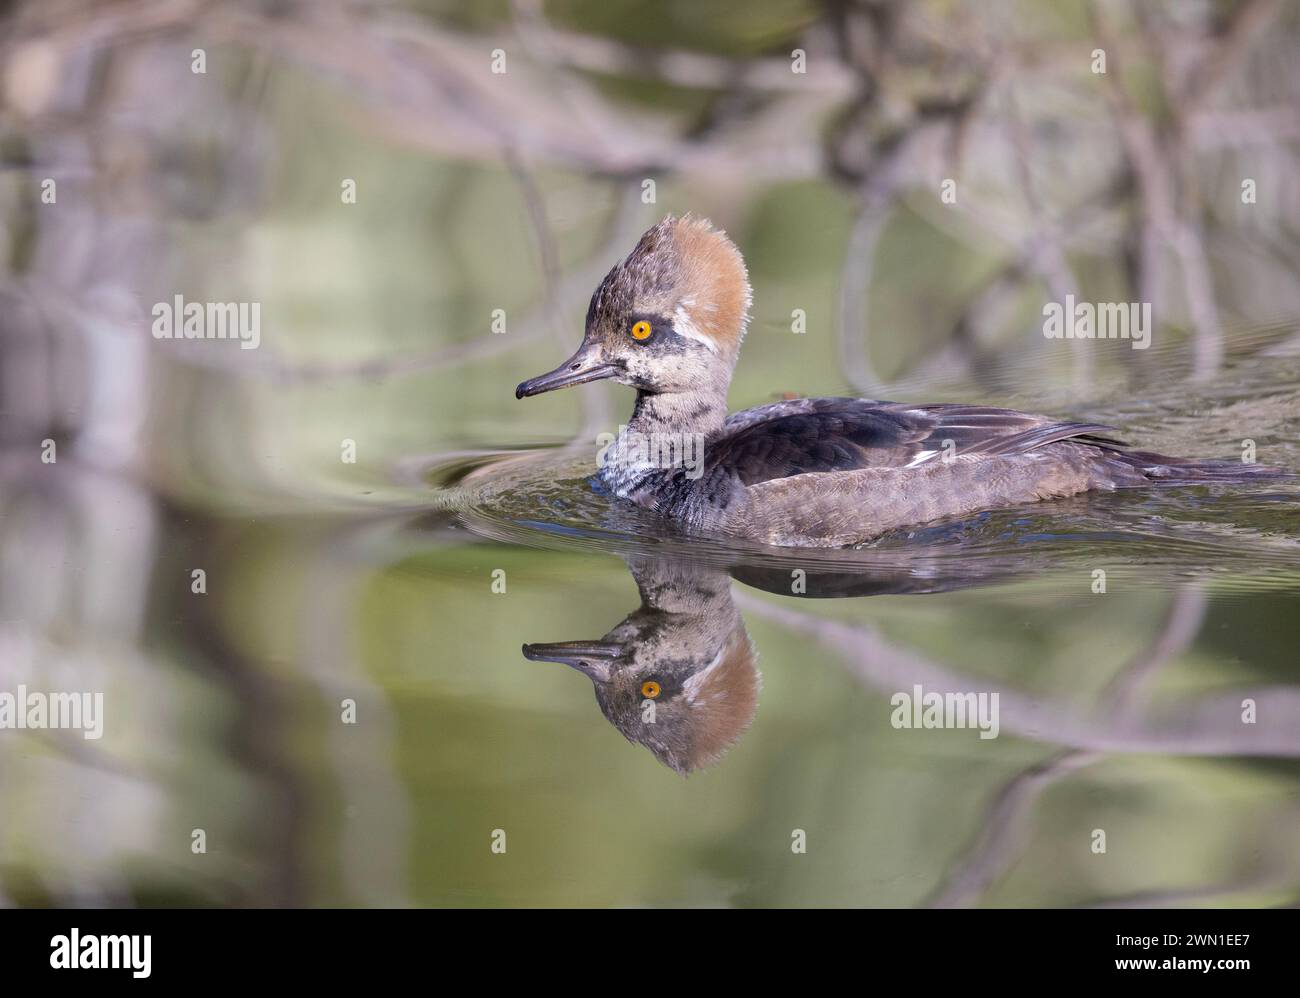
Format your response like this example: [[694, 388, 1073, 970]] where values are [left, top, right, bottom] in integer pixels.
[[516, 215, 1281, 548]]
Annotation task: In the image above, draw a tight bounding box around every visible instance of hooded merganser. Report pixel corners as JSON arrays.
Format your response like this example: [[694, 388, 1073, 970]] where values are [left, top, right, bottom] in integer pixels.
[[516, 215, 1283, 548]]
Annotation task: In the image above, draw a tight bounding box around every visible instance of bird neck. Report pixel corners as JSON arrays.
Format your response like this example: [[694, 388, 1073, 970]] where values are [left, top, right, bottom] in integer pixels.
[[627, 386, 730, 437], [628, 558, 735, 614]]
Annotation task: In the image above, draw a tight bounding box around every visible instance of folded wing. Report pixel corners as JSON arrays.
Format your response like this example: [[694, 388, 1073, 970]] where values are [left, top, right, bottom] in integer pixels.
[[712, 398, 1124, 486]]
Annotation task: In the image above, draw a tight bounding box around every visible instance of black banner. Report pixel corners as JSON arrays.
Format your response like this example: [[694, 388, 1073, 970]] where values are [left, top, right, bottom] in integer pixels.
[[0, 908, 1288, 984]]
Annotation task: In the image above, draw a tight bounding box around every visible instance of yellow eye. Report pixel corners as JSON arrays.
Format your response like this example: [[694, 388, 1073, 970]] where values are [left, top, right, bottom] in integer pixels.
[[641, 680, 661, 699], [630, 320, 652, 341]]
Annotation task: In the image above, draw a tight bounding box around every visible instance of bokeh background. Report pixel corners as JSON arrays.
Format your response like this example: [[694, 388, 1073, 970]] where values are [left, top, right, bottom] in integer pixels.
[[1, 0, 1299, 907]]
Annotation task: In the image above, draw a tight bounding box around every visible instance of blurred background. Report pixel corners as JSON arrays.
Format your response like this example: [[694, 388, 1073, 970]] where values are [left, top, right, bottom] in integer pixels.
[[1, 0, 1298, 907]]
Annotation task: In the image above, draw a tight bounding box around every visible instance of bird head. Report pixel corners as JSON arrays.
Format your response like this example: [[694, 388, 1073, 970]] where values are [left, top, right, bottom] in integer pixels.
[[515, 214, 751, 401]]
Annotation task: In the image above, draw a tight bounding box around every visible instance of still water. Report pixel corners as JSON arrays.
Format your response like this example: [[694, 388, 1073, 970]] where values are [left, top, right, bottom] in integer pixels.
[[2, 322, 1298, 908]]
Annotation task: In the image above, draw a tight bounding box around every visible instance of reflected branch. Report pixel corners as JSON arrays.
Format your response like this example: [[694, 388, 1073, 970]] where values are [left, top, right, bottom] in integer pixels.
[[924, 585, 1207, 908]]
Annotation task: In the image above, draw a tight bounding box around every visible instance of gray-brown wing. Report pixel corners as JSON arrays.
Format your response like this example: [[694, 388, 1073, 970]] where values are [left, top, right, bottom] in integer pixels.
[[709, 398, 1123, 486]]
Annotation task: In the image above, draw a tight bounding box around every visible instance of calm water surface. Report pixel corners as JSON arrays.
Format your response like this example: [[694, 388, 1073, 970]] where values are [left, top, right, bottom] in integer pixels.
[[3, 326, 1299, 908]]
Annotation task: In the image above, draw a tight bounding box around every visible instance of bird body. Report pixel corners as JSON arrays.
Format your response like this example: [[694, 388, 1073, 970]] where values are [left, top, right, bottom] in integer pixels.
[[517, 215, 1282, 548]]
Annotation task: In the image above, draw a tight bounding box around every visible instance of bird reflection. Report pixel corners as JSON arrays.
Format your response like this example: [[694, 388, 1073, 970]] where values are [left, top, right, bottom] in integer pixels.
[[523, 558, 758, 775], [523, 550, 1026, 774]]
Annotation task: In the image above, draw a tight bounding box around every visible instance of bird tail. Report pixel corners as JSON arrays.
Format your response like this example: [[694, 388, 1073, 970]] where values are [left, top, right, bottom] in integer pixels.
[[1106, 447, 1291, 485]]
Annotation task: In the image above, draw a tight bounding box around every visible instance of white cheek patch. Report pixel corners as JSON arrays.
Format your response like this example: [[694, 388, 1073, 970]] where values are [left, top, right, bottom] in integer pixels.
[[673, 303, 719, 354], [682, 646, 727, 704]]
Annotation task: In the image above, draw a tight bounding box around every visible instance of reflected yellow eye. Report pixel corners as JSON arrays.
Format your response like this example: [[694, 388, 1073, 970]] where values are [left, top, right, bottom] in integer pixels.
[[641, 680, 661, 699], [631, 320, 652, 341]]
